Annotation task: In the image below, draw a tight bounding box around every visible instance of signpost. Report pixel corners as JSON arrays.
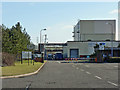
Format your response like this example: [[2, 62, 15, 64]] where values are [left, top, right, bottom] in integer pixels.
[[22, 51, 32, 59], [22, 51, 32, 65], [27, 44, 35, 65], [99, 43, 105, 50]]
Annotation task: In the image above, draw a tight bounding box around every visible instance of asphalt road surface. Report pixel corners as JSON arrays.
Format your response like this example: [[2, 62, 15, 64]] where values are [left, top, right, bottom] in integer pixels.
[[2, 61, 119, 89]]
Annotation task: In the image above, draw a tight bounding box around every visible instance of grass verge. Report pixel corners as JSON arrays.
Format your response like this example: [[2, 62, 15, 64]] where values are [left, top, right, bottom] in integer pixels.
[[2, 60, 46, 76]]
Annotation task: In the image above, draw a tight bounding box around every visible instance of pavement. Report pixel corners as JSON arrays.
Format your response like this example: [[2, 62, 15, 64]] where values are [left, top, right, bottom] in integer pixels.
[[2, 61, 119, 89]]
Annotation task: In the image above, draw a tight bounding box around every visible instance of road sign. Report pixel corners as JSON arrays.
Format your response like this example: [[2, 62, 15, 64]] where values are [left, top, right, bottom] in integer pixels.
[[27, 44, 35, 50], [99, 44, 105, 50], [22, 51, 32, 59]]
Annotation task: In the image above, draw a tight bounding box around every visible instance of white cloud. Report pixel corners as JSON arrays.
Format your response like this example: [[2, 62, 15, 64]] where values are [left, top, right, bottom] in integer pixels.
[[62, 25, 73, 29], [109, 9, 119, 14]]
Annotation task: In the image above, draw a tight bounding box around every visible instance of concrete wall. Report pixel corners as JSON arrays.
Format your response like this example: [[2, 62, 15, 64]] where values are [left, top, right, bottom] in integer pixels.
[[81, 34, 115, 41], [74, 24, 79, 41], [64, 41, 120, 58], [74, 20, 116, 41], [63, 46, 68, 58], [67, 42, 90, 57], [80, 20, 94, 34]]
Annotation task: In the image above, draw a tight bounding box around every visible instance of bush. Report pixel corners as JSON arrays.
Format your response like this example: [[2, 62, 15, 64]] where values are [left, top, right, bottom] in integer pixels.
[[2, 52, 16, 66]]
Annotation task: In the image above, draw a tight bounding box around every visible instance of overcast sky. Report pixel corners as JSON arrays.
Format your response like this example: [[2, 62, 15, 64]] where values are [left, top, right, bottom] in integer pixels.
[[2, 2, 118, 45]]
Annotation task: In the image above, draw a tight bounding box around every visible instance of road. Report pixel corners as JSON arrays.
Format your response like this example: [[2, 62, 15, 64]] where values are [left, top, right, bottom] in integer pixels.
[[2, 61, 119, 89]]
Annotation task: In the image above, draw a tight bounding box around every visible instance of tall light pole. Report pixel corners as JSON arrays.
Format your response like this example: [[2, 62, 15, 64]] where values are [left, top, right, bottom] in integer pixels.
[[40, 29, 46, 53], [44, 34, 47, 60], [106, 22, 114, 57]]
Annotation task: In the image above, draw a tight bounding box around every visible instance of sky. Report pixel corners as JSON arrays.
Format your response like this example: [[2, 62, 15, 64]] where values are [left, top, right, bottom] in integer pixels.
[[2, 2, 118, 45]]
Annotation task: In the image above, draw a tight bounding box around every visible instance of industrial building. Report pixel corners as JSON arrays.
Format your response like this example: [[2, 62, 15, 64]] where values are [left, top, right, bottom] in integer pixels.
[[38, 43, 67, 56], [73, 20, 116, 41], [63, 20, 120, 58], [63, 41, 120, 58], [37, 19, 120, 60]]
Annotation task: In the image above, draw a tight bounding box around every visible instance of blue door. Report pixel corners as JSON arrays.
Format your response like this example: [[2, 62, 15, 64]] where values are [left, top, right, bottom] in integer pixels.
[[70, 49, 79, 58]]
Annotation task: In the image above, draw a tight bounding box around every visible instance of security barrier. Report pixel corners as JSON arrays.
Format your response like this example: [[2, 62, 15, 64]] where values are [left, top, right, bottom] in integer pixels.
[[65, 58, 96, 63]]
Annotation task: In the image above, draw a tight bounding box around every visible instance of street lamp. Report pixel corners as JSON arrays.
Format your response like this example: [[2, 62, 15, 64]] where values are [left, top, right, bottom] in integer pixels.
[[44, 34, 47, 60], [40, 29, 46, 53], [106, 22, 114, 57]]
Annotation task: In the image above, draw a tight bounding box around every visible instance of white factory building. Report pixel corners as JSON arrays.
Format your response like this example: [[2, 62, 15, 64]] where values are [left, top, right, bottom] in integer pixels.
[[73, 20, 116, 41], [63, 20, 120, 58]]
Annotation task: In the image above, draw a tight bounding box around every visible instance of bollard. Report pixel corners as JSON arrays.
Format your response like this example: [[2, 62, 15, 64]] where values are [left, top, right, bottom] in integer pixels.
[[95, 58, 97, 62], [76, 58, 77, 61], [65, 58, 67, 61], [73, 58, 75, 61]]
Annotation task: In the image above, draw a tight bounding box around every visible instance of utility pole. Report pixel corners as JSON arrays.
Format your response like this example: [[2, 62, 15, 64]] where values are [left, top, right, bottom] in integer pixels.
[[106, 22, 114, 57], [37, 37, 39, 44], [44, 34, 47, 60], [45, 34, 47, 43], [40, 29, 46, 53]]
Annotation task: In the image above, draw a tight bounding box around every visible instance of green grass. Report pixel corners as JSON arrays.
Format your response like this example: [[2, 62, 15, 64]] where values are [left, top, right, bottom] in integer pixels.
[[2, 60, 46, 76]]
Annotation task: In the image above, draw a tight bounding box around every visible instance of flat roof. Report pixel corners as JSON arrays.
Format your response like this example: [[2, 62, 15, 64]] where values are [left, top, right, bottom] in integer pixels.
[[80, 19, 116, 21], [67, 40, 120, 43], [74, 19, 116, 27], [39, 43, 67, 45]]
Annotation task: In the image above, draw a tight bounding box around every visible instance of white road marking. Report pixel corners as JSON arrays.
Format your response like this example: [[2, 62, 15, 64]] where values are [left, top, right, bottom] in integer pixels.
[[85, 65, 89, 67], [114, 66, 118, 68], [57, 61, 60, 63], [107, 81, 118, 87], [95, 76, 102, 80], [76, 67, 79, 69], [80, 69, 84, 71], [26, 82, 32, 89], [86, 71, 91, 74], [72, 65, 75, 67]]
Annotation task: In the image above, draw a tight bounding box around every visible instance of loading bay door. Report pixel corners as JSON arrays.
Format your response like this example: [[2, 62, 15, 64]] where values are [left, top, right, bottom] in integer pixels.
[[70, 49, 79, 58]]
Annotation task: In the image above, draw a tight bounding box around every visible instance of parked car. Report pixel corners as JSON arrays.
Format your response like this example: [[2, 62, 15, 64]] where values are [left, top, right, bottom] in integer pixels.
[[33, 54, 42, 62], [47, 54, 53, 60], [54, 53, 63, 60]]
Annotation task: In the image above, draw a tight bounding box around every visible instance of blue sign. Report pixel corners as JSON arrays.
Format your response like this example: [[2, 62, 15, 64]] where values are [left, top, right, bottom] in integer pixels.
[[99, 43, 105, 45]]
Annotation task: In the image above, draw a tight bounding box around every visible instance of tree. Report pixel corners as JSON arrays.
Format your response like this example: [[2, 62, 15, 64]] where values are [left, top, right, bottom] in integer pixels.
[[2, 22, 34, 65], [2, 22, 31, 55]]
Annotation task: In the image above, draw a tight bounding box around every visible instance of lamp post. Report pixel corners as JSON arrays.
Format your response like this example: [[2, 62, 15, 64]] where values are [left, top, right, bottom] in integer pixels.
[[40, 29, 46, 53], [44, 34, 47, 60], [106, 22, 114, 57]]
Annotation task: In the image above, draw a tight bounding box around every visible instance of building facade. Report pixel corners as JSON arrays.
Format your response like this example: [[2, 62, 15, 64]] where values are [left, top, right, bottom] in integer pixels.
[[63, 20, 120, 59], [73, 20, 116, 41], [38, 43, 67, 56], [64, 41, 120, 58]]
